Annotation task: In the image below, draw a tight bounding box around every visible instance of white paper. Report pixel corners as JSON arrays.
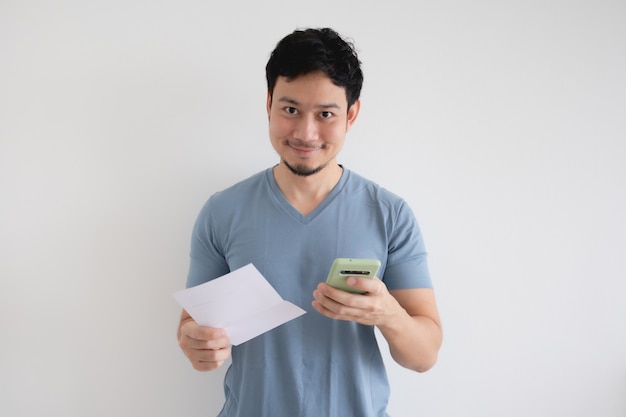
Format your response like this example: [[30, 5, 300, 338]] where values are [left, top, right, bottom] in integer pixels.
[[172, 263, 306, 345]]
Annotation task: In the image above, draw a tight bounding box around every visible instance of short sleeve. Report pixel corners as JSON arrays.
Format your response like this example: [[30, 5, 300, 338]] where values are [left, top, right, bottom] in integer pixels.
[[186, 197, 230, 288], [383, 201, 432, 290]]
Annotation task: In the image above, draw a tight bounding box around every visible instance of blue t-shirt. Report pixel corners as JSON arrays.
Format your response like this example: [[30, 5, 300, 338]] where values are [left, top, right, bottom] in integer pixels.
[[187, 167, 431, 417]]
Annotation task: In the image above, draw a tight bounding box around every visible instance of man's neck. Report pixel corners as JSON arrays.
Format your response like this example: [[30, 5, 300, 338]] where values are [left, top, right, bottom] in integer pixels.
[[272, 162, 343, 216]]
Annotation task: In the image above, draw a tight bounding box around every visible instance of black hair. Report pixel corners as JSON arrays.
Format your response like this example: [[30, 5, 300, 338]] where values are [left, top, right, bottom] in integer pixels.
[[265, 28, 363, 109]]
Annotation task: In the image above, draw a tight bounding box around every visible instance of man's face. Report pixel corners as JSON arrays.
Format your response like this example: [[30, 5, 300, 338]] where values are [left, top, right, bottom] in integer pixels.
[[267, 71, 360, 177]]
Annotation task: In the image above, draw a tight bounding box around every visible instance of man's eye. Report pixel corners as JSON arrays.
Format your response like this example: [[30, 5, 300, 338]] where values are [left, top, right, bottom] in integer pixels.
[[285, 107, 298, 115], [320, 111, 333, 119]]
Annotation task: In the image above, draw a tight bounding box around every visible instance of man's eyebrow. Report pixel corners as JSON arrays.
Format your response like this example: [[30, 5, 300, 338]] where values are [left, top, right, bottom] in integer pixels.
[[277, 96, 341, 110], [277, 96, 300, 106], [316, 103, 341, 110]]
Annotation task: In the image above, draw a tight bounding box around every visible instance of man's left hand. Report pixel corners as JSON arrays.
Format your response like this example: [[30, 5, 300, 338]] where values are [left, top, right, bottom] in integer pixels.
[[311, 277, 403, 326]]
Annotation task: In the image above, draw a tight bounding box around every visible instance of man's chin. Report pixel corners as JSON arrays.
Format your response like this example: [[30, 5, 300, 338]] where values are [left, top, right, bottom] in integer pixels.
[[283, 160, 326, 177]]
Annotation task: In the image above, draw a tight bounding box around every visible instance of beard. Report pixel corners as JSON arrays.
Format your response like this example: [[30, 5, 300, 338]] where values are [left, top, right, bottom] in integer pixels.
[[282, 158, 327, 177]]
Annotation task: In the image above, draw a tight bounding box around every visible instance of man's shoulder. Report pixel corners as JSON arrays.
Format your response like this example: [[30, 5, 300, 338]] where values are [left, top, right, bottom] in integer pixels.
[[344, 169, 405, 205], [198, 168, 270, 216], [218, 169, 268, 195], [208, 168, 269, 201]]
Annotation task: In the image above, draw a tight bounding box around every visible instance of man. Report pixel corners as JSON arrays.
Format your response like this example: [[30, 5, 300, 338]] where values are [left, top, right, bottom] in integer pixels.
[[178, 27, 442, 417]]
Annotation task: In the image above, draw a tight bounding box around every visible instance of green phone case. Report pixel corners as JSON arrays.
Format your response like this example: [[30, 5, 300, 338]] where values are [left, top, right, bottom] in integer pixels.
[[325, 258, 381, 294]]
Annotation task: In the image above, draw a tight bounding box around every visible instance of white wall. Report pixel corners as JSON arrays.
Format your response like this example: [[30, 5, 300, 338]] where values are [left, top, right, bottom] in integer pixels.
[[1, 1, 625, 416]]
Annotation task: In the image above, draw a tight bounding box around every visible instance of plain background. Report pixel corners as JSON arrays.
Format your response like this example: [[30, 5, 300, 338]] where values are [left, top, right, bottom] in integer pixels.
[[1, 1, 625, 416]]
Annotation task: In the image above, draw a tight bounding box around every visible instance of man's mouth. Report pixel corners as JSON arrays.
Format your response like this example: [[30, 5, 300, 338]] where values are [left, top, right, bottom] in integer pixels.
[[287, 140, 324, 151]]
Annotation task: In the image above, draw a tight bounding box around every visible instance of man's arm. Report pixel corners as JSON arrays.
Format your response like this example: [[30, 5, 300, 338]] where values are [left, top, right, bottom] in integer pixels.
[[312, 278, 442, 372], [378, 288, 442, 372], [178, 309, 232, 372]]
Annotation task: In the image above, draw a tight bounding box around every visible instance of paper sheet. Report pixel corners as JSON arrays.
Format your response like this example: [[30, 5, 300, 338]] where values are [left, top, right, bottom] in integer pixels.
[[172, 263, 306, 345]]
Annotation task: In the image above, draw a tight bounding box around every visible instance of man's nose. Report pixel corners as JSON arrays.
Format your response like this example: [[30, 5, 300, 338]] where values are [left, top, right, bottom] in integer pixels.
[[293, 115, 319, 141]]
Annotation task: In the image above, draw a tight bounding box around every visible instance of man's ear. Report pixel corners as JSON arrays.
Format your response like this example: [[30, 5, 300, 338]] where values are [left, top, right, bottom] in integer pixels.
[[346, 99, 361, 132], [266, 90, 272, 118]]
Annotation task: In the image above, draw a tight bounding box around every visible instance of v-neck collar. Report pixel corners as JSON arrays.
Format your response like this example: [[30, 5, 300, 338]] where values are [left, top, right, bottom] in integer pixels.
[[265, 166, 349, 224]]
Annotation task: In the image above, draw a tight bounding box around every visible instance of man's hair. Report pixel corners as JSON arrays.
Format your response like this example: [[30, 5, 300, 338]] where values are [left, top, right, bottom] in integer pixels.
[[265, 28, 364, 109]]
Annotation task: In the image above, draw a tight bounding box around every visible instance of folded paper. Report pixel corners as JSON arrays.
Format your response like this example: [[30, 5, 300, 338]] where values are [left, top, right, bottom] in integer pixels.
[[172, 263, 306, 345]]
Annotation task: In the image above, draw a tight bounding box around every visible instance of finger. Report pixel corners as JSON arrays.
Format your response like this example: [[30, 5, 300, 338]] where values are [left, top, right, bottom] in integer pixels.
[[186, 334, 230, 350], [317, 282, 366, 307], [187, 325, 228, 341], [193, 346, 232, 363], [181, 324, 231, 350], [345, 276, 382, 295], [190, 347, 232, 372], [313, 288, 361, 318]]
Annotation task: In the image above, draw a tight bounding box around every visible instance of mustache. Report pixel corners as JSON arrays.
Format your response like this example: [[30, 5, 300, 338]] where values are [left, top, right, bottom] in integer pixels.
[[286, 140, 324, 149]]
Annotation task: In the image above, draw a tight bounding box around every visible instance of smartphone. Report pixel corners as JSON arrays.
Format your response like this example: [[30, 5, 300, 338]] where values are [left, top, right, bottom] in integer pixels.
[[325, 258, 381, 294]]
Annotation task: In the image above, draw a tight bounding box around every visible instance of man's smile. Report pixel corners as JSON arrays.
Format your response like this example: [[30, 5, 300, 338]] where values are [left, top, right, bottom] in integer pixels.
[[286, 140, 325, 156]]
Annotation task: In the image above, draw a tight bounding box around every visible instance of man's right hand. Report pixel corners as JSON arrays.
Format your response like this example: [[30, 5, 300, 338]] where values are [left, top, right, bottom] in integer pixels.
[[178, 310, 232, 371]]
